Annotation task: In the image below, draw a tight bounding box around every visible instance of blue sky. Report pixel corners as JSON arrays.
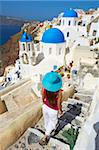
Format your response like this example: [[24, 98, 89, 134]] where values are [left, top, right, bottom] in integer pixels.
[[0, 1, 99, 21], [0, 0, 98, 2]]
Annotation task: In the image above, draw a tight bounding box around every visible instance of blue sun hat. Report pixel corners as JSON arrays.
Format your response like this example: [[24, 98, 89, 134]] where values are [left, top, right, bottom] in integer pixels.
[[42, 71, 62, 92]]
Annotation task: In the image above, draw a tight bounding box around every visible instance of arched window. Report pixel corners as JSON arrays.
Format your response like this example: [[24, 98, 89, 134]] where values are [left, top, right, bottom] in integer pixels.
[[68, 20, 71, 26], [67, 32, 69, 37], [93, 30, 97, 36], [66, 47, 70, 54], [22, 53, 29, 64], [28, 44, 30, 51], [23, 44, 25, 51], [58, 19, 61, 25], [59, 48, 61, 55], [49, 48, 52, 54]]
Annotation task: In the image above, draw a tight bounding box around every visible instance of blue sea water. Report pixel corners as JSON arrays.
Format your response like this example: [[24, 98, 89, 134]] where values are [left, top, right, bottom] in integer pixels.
[[0, 25, 21, 45], [0, 1, 99, 45]]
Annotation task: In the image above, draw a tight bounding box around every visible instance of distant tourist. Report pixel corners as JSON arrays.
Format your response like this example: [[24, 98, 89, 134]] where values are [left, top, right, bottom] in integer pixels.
[[39, 71, 63, 145], [68, 61, 74, 72], [65, 61, 74, 73]]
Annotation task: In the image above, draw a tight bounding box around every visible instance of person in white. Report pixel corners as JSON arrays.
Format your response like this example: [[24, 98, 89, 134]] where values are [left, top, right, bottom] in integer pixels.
[[39, 71, 63, 145]]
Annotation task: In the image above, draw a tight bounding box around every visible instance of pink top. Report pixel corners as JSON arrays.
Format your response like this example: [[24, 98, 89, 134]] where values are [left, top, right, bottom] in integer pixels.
[[43, 88, 59, 110]]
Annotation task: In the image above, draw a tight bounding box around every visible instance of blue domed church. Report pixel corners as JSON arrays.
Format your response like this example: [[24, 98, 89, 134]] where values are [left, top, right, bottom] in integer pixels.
[[40, 28, 66, 65], [54, 9, 87, 44], [57, 9, 78, 43], [19, 31, 35, 66], [61, 9, 78, 26]]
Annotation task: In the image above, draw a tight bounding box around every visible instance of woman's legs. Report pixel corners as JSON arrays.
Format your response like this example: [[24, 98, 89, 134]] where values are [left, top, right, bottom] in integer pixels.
[[42, 104, 49, 130], [43, 104, 58, 136], [45, 108, 58, 136], [40, 105, 58, 145], [39, 105, 50, 145]]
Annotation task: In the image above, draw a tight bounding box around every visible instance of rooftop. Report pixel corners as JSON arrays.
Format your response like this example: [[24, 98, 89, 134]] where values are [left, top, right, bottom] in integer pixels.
[[41, 28, 65, 43]]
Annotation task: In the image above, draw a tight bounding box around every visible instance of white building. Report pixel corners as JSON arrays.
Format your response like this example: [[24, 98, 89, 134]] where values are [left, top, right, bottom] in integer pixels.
[[14, 28, 66, 96], [19, 31, 35, 66], [89, 19, 99, 38], [54, 9, 88, 45], [16, 31, 37, 78], [40, 28, 66, 65], [2, 9, 98, 96]]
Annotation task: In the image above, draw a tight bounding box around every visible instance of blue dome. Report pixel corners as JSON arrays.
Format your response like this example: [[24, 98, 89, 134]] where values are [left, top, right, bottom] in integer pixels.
[[20, 32, 32, 42], [63, 9, 78, 18], [41, 28, 65, 43]]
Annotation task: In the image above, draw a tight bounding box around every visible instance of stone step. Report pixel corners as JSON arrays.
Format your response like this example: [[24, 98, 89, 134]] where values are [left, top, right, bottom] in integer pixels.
[[74, 92, 92, 97], [27, 128, 70, 150], [76, 89, 93, 96], [68, 98, 90, 108], [62, 101, 88, 117], [59, 111, 84, 125], [73, 93, 92, 104], [71, 116, 85, 127], [35, 117, 45, 132]]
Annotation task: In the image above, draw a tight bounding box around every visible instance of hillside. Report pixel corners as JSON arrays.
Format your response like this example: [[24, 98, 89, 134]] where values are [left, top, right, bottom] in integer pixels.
[[0, 16, 28, 26], [0, 18, 39, 76]]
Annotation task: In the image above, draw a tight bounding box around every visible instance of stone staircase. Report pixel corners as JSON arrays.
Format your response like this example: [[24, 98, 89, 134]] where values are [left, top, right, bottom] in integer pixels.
[[8, 89, 93, 150]]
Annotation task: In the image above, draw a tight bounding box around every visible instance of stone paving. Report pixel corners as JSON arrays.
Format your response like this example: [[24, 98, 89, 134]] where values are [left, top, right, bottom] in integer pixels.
[[8, 89, 93, 150]]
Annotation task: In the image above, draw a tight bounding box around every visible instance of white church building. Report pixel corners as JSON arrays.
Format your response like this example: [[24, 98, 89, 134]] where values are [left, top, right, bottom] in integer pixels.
[[19, 31, 35, 66], [54, 9, 88, 45], [15, 28, 66, 96], [15, 10, 95, 78], [40, 28, 66, 65], [5, 9, 97, 95]]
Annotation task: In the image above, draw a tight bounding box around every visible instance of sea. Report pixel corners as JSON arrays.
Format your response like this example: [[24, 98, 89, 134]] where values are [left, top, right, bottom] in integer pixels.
[[0, 25, 21, 45], [0, 1, 99, 45]]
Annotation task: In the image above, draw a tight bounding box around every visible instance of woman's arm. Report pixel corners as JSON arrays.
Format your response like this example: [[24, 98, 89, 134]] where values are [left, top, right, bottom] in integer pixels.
[[57, 90, 63, 114], [41, 88, 45, 103]]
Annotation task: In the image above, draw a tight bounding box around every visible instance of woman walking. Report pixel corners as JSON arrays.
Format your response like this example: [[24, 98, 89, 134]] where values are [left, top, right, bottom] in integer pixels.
[[39, 71, 63, 145]]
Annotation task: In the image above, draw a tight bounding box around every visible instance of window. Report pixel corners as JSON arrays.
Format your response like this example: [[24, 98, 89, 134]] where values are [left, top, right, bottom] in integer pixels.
[[28, 44, 30, 51], [91, 16, 94, 20], [49, 48, 52, 54], [22, 53, 29, 64], [93, 30, 97, 36], [67, 32, 69, 37], [68, 21, 71, 26], [58, 20, 61, 25], [59, 48, 61, 55], [63, 20, 65, 25], [23, 44, 25, 51], [33, 52, 35, 56], [78, 21, 82, 25], [66, 47, 70, 54]]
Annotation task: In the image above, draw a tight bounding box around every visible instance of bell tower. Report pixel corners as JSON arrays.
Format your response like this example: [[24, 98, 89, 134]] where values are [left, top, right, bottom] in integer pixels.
[[19, 30, 35, 65]]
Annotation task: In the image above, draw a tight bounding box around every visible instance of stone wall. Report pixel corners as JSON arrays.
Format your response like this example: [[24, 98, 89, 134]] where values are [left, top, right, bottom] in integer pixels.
[[62, 86, 75, 101], [0, 78, 42, 150], [0, 100, 7, 114], [0, 99, 42, 150], [0, 79, 75, 150], [0, 79, 38, 111]]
